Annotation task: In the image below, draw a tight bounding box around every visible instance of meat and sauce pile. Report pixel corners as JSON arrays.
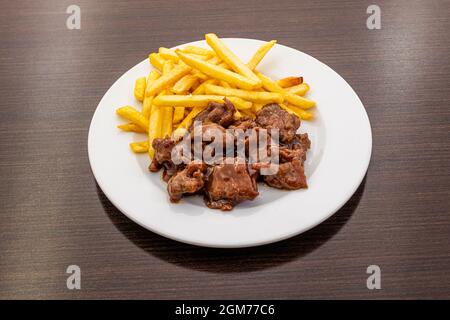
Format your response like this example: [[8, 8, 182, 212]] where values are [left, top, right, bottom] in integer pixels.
[[149, 99, 311, 211]]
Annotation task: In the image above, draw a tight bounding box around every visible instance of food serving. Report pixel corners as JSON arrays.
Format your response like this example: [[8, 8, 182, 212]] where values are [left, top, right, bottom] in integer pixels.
[[115, 34, 317, 210]]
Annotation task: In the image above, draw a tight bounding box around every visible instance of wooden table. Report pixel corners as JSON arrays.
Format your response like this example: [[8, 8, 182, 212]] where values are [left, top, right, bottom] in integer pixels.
[[1, 0, 449, 299]]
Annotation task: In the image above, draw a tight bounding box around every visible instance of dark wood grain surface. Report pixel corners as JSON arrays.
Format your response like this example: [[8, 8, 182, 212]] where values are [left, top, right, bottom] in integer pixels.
[[0, 0, 449, 299]]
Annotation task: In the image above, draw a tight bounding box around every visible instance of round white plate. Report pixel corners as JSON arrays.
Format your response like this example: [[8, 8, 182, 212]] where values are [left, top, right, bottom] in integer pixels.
[[88, 38, 372, 248]]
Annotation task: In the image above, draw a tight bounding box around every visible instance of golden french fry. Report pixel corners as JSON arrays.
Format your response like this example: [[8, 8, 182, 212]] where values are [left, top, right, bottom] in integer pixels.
[[181, 45, 215, 57], [207, 55, 223, 65], [186, 53, 210, 61], [117, 123, 147, 133], [176, 50, 259, 90], [145, 64, 191, 97], [172, 75, 198, 94], [220, 80, 231, 88], [146, 70, 162, 90], [172, 127, 188, 140], [247, 40, 276, 70], [116, 106, 149, 132], [277, 76, 303, 88], [153, 94, 226, 107], [130, 141, 149, 153], [142, 70, 161, 118], [191, 71, 208, 81], [188, 55, 223, 81], [177, 107, 204, 129], [204, 84, 283, 103], [205, 33, 261, 86], [158, 47, 179, 63], [134, 77, 146, 102], [226, 97, 252, 110], [285, 83, 310, 96], [255, 72, 315, 109], [255, 71, 284, 93], [280, 103, 314, 120], [162, 60, 174, 75], [233, 109, 243, 119], [161, 106, 173, 138], [173, 107, 185, 124], [284, 93, 315, 109], [149, 53, 165, 71], [192, 79, 219, 95], [148, 104, 163, 158], [252, 103, 265, 113]]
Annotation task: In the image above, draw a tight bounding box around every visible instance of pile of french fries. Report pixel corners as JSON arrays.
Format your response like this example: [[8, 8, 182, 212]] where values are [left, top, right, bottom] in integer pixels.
[[116, 33, 316, 158]]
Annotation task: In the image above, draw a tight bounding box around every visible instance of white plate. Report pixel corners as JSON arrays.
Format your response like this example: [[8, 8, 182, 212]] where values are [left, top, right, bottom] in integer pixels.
[[88, 38, 372, 248]]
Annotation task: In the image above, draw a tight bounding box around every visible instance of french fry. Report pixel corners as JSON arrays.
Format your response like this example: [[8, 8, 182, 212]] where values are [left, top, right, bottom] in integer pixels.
[[176, 50, 259, 90], [186, 53, 210, 61], [158, 47, 179, 63], [226, 97, 252, 110], [130, 141, 149, 153], [190, 70, 208, 81], [117, 123, 147, 133], [142, 70, 161, 118], [280, 103, 314, 120], [161, 106, 173, 138], [247, 40, 276, 70], [172, 127, 188, 140], [181, 45, 215, 57], [173, 107, 185, 124], [220, 80, 231, 88], [252, 103, 265, 113], [207, 56, 223, 65], [149, 53, 165, 71], [190, 56, 222, 80], [283, 93, 315, 109], [234, 109, 243, 119], [134, 77, 146, 102], [172, 75, 198, 94], [255, 72, 315, 109], [255, 71, 284, 93], [205, 33, 261, 86], [277, 76, 303, 88], [285, 83, 310, 96], [192, 78, 219, 95], [204, 84, 284, 103], [116, 106, 149, 132], [153, 94, 226, 107], [162, 60, 174, 75], [177, 106, 204, 129], [148, 104, 163, 158], [145, 64, 191, 97]]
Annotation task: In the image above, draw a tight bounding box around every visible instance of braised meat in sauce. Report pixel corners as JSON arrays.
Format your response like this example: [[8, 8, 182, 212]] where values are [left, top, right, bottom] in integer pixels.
[[205, 160, 259, 211], [255, 103, 300, 143], [149, 100, 311, 210]]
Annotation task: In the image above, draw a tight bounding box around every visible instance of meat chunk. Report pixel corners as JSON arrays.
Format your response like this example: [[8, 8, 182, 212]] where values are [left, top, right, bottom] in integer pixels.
[[263, 158, 307, 190], [204, 160, 258, 211], [167, 162, 207, 202], [229, 116, 256, 131], [285, 133, 311, 151], [255, 103, 300, 143], [149, 137, 175, 172], [261, 137, 309, 190], [193, 98, 235, 128]]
